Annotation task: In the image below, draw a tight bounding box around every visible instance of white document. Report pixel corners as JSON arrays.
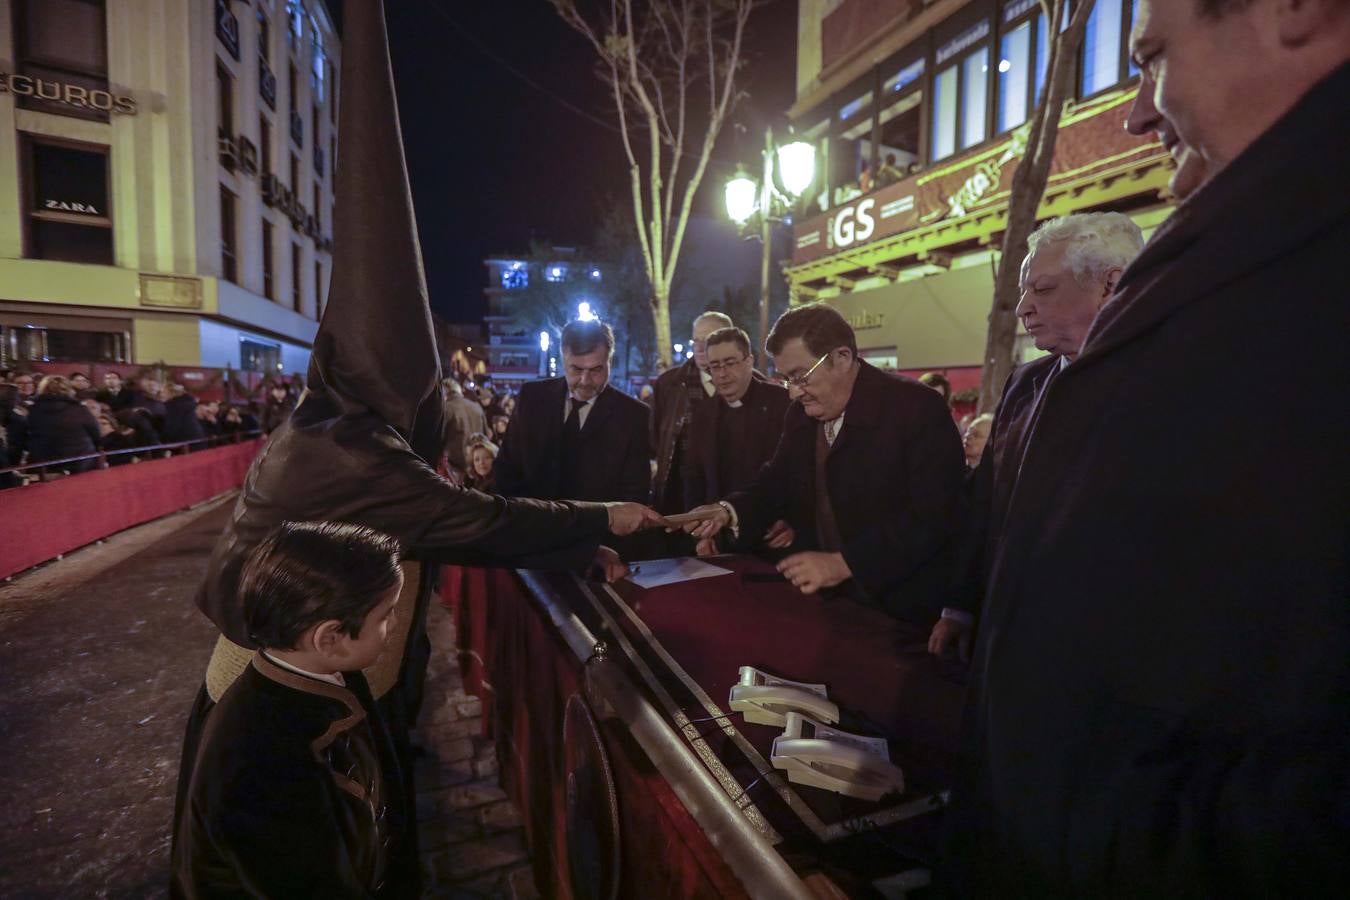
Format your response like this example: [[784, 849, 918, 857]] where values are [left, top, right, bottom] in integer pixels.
[[627, 557, 733, 589]]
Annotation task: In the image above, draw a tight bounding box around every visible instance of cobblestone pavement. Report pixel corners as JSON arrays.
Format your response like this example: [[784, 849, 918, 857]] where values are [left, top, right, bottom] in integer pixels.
[[0, 495, 535, 899]]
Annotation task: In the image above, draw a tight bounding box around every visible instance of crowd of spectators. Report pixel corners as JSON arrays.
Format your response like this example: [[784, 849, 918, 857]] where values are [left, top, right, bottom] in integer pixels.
[[438, 371, 517, 491], [0, 368, 271, 488]]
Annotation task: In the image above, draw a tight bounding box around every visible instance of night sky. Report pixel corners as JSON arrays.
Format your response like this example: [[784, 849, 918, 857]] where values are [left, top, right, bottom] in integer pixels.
[[383, 0, 798, 322]]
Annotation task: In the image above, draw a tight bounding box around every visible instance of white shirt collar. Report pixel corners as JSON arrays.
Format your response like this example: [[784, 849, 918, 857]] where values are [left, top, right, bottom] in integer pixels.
[[698, 367, 715, 397], [262, 651, 346, 686], [564, 391, 596, 427]]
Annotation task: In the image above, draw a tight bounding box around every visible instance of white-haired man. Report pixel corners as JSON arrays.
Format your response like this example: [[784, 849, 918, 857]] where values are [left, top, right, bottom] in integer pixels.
[[930, 212, 1143, 659], [945, 1, 1349, 892]]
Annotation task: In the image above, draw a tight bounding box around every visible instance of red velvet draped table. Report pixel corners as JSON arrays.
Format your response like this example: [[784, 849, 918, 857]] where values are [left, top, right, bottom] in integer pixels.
[[442, 556, 967, 899]]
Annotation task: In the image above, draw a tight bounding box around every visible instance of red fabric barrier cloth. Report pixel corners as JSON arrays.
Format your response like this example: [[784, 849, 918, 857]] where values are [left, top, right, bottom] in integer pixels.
[[448, 565, 750, 899], [0, 440, 262, 579]]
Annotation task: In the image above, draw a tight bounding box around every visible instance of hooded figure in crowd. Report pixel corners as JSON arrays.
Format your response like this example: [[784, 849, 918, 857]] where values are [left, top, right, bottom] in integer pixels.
[[171, 4, 659, 895]]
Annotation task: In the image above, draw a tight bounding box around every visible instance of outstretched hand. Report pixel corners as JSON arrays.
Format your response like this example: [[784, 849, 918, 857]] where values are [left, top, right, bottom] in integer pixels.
[[670, 504, 730, 540], [605, 502, 667, 536]]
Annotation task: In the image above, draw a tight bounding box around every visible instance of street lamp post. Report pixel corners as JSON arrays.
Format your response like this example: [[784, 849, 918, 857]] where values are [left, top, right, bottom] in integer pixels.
[[725, 127, 816, 371]]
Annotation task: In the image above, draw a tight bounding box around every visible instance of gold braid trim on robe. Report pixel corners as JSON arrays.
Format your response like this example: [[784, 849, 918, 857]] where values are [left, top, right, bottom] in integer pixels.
[[205, 561, 423, 703]]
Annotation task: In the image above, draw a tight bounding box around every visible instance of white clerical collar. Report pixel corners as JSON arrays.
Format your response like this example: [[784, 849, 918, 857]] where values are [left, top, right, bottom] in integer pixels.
[[263, 651, 346, 686]]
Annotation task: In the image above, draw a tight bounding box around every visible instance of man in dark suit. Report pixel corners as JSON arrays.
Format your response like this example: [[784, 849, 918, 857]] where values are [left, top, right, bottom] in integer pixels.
[[650, 311, 732, 513], [681, 326, 794, 556], [682, 304, 965, 623], [927, 211, 1144, 663], [496, 318, 652, 505], [943, 3, 1350, 893]]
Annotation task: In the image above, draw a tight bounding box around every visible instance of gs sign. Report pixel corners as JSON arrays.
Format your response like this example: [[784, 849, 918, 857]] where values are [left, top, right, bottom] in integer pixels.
[[830, 198, 876, 249]]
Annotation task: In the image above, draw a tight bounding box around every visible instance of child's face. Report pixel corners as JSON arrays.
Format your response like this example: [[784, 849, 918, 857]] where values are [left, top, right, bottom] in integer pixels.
[[334, 578, 403, 671]]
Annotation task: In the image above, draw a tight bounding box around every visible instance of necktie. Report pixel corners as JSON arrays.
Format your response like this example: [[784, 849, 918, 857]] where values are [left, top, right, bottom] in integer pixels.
[[565, 398, 590, 438]]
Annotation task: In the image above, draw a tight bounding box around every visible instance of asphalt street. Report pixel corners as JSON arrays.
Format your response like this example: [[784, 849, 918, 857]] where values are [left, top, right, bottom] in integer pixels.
[[0, 495, 535, 899]]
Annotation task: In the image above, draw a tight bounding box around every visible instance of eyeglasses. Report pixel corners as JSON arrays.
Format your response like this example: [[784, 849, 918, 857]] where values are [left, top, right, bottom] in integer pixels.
[[706, 355, 748, 375], [777, 351, 831, 390]]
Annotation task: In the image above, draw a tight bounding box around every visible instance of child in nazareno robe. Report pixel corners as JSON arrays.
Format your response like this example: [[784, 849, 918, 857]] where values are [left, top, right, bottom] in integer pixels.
[[171, 522, 413, 899]]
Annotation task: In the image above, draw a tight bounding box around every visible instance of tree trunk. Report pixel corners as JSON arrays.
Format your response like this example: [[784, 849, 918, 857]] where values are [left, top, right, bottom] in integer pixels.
[[652, 288, 672, 371], [977, 0, 1095, 414]]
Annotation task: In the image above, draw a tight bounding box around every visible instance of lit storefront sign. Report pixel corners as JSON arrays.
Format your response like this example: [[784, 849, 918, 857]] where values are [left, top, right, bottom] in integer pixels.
[[0, 73, 137, 115], [791, 91, 1163, 266]]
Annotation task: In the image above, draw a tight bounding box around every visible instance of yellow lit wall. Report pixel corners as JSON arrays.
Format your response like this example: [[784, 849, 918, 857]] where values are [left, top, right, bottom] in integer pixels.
[[132, 315, 203, 366]]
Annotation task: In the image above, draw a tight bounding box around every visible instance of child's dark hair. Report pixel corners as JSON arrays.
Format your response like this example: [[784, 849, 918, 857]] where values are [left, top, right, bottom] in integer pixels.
[[241, 521, 402, 649]]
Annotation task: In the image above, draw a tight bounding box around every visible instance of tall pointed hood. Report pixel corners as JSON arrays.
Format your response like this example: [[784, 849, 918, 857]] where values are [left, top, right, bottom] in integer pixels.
[[307, 0, 440, 440]]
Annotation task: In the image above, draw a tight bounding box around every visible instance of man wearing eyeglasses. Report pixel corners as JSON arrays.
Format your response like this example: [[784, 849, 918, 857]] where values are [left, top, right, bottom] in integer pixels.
[[681, 304, 965, 622], [680, 326, 793, 556], [651, 311, 733, 515]]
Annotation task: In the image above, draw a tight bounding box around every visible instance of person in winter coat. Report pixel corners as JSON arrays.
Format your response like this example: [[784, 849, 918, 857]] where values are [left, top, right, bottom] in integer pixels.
[[163, 384, 207, 448], [26, 375, 101, 474], [260, 383, 295, 435]]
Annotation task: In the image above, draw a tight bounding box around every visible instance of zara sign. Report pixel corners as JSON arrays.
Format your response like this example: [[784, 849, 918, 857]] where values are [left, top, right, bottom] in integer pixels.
[[829, 197, 876, 250]]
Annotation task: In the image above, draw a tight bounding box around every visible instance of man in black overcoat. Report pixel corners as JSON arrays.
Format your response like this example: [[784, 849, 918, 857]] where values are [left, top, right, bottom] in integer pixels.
[[928, 211, 1145, 662], [943, 2, 1350, 894], [682, 304, 966, 624]]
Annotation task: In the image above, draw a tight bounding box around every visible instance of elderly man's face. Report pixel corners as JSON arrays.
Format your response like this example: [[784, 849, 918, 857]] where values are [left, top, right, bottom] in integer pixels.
[[563, 347, 610, 402], [1016, 241, 1115, 359], [706, 339, 753, 404], [773, 337, 856, 422], [1125, 0, 1267, 200], [690, 317, 724, 370]]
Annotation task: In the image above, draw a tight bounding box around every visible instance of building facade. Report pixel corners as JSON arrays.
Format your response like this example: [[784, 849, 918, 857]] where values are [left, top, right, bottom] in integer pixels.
[[0, 0, 337, 382], [787, 0, 1173, 392], [483, 250, 607, 385]]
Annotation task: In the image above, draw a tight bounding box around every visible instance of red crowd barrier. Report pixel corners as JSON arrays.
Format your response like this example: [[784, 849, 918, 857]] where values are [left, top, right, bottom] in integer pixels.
[[0, 438, 262, 580]]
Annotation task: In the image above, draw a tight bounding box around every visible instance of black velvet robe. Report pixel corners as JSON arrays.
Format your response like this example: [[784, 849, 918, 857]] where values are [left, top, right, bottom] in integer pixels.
[[173, 655, 407, 899]]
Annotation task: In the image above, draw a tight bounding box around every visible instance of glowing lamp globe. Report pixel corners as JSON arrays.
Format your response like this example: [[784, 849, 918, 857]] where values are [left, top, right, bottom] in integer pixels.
[[724, 172, 758, 224], [776, 141, 816, 197]]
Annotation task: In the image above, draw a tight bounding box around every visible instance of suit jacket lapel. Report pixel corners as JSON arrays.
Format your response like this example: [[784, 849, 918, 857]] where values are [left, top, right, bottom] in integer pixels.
[[581, 385, 615, 439]]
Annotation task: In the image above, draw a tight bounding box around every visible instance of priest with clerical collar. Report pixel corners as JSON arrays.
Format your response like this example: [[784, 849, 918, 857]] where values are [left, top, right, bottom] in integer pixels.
[[680, 326, 793, 556], [680, 304, 965, 623]]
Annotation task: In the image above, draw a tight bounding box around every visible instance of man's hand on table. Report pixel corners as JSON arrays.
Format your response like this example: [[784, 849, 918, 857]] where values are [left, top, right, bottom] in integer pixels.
[[928, 616, 973, 663], [605, 502, 667, 536], [588, 545, 630, 583], [777, 551, 851, 594], [694, 537, 718, 557], [763, 519, 794, 549]]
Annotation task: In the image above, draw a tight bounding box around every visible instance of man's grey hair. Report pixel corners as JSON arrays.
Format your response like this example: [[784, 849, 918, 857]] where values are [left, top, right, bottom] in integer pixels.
[[443, 378, 464, 397], [693, 311, 733, 332], [1027, 212, 1145, 286]]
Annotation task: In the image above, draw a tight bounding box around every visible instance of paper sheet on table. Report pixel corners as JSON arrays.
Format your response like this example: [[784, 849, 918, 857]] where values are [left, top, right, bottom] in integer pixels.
[[628, 557, 733, 589]]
